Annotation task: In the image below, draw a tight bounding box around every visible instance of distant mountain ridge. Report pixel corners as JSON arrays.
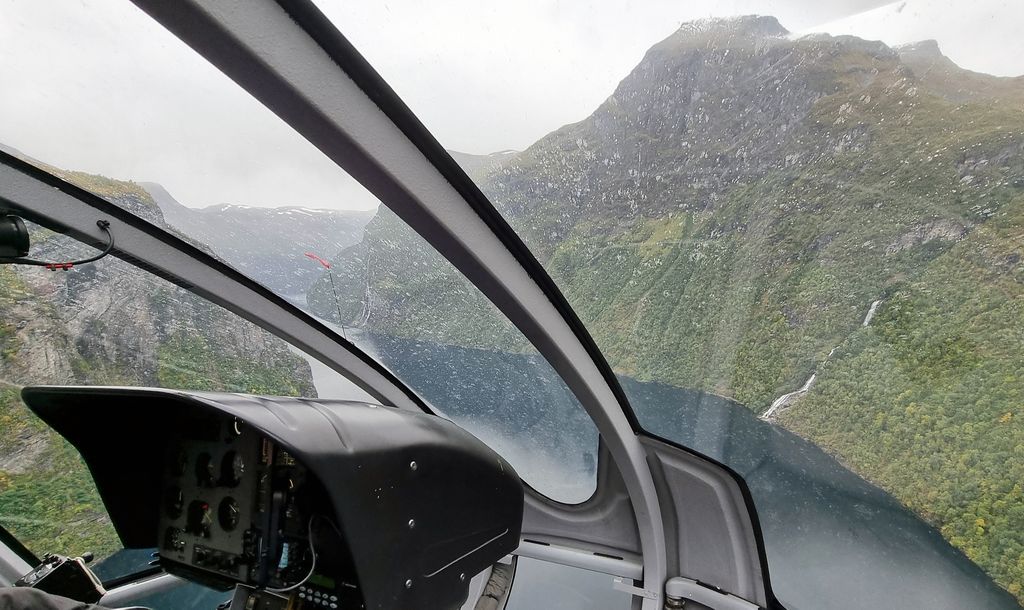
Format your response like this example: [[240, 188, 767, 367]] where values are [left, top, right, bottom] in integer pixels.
[[896, 39, 1024, 103], [143, 182, 373, 298], [448, 149, 519, 182]]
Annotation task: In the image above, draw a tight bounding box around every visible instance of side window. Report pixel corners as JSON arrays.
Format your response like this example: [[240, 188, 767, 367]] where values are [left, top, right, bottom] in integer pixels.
[[505, 558, 632, 610], [2, 0, 601, 508], [0, 212, 321, 584], [0, 262, 120, 567], [0, 384, 118, 563]]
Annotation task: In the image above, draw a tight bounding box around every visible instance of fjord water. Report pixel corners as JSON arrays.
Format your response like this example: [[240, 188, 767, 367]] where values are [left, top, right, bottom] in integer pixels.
[[624, 379, 1022, 610], [344, 333, 1021, 610]]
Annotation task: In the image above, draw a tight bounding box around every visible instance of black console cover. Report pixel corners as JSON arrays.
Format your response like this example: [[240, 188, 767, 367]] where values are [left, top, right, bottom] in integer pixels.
[[21, 386, 524, 610]]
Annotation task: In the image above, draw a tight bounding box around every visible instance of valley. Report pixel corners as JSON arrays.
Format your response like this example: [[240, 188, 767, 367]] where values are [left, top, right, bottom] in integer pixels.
[[0, 14, 1022, 607]]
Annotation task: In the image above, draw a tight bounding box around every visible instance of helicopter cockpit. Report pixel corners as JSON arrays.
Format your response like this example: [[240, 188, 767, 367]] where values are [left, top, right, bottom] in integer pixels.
[[2, 1, 1022, 610], [10, 386, 522, 610]]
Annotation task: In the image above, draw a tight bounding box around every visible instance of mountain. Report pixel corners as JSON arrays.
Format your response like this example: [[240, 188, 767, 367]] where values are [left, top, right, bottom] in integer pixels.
[[449, 149, 519, 181], [310, 17, 1024, 602], [897, 39, 1024, 103], [143, 182, 373, 298], [0, 168, 316, 560]]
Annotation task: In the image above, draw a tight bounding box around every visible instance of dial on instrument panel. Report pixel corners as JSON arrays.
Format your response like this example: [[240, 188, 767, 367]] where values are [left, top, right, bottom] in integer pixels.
[[195, 452, 215, 487], [186, 500, 213, 538], [218, 497, 240, 531], [164, 527, 185, 552], [220, 450, 244, 487], [172, 448, 188, 476], [164, 486, 184, 519]]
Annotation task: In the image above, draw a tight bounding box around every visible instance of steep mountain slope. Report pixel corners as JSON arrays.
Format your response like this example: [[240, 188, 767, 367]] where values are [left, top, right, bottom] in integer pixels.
[[781, 209, 1024, 595], [897, 39, 1024, 104], [144, 182, 373, 297], [0, 169, 315, 560], [449, 150, 518, 181], [310, 17, 1024, 601]]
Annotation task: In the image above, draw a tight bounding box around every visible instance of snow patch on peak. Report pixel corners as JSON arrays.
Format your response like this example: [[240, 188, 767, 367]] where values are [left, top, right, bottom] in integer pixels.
[[896, 39, 942, 55], [677, 15, 789, 38]]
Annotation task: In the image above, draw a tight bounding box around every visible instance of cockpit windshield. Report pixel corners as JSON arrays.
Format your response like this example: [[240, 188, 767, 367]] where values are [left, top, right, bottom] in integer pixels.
[[0, 0, 599, 511], [1, 1, 1023, 609], [314, 1, 1024, 607]]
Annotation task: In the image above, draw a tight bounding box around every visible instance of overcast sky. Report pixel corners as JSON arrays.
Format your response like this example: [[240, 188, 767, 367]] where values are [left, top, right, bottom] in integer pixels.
[[1, 0, 1021, 211]]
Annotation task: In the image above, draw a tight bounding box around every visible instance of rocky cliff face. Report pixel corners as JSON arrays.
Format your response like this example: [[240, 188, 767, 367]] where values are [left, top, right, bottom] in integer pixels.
[[488, 17, 911, 254]]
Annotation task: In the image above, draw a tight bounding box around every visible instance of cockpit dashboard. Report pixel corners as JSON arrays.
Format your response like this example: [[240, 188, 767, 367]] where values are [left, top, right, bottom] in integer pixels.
[[18, 386, 524, 610]]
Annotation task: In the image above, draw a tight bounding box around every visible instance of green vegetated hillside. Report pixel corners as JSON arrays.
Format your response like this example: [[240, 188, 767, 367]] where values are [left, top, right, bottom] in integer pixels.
[[0, 265, 125, 559], [310, 17, 1024, 600], [781, 205, 1024, 598], [0, 170, 315, 562], [306, 209, 528, 352]]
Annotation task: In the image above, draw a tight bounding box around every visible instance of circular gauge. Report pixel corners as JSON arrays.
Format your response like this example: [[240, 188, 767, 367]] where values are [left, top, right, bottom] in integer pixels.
[[218, 497, 240, 531], [172, 448, 188, 476], [220, 451, 244, 487], [186, 500, 212, 538], [163, 527, 185, 552], [164, 486, 184, 519], [195, 452, 215, 487]]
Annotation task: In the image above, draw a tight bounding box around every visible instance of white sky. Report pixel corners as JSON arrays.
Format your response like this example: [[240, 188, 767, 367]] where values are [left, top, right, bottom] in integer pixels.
[[0, 0, 1021, 211]]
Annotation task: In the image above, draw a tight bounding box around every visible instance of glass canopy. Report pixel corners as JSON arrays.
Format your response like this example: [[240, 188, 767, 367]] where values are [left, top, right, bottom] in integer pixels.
[[1, 0, 1023, 608], [0, 0, 598, 504], [314, 1, 1024, 608]]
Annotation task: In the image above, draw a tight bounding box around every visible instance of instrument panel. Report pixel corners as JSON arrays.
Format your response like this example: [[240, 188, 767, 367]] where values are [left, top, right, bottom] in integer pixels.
[[158, 415, 361, 607], [23, 386, 524, 610]]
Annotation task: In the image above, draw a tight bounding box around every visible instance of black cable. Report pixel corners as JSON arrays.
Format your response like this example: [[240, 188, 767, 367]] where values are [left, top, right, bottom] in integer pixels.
[[0, 220, 114, 270]]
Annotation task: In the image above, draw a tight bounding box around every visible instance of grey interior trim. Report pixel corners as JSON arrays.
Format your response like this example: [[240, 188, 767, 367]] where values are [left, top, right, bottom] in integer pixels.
[[665, 577, 761, 610], [514, 540, 642, 581], [100, 572, 188, 608], [0, 161, 423, 413], [641, 437, 767, 607], [0, 541, 32, 587], [126, 1, 669, 605], [521, 442, 641, 558], [459, 566, 492, 610]]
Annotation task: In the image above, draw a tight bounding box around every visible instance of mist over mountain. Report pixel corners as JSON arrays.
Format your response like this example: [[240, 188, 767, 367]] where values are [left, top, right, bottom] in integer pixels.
[[896, 39, 1024, 104], [448, 150, 519, 181], [309, 16, 1024, 602], [143, 182, 373, 298]]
